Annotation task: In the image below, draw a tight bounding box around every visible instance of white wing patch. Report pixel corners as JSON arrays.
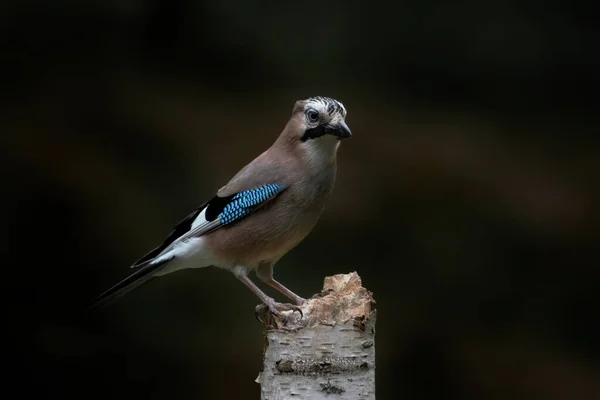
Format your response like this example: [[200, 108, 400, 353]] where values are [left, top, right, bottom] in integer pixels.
[[159, 205, 221, 254], [191, 207, 209, 229], [149, 208, 224, 268]]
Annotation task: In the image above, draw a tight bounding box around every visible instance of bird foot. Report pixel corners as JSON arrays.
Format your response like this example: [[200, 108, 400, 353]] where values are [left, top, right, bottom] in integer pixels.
[[255, 299, 303, 326]]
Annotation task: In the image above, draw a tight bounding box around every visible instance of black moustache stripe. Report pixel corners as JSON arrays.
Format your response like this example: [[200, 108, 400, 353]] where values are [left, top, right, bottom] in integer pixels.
[[301, 124, 337, 141]]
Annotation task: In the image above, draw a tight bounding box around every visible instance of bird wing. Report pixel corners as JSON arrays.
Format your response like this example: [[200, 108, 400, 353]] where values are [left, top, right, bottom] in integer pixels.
[[88, 183, 287, 311], [130, 183, 287, 268]]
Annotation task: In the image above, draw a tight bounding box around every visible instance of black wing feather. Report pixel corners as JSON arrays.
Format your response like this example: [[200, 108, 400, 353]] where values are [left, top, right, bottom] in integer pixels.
[[131, 193, 237, 267], [87, 255, 173, 312], [131, 205, 204, 267]]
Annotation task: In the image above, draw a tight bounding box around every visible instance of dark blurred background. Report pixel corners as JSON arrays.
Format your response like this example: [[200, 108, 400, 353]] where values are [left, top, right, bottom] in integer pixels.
[[2, 1, 598, 399]]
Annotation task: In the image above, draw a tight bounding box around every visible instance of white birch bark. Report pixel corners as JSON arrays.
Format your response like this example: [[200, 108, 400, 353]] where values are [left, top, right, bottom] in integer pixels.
[[256, 272, 377, 400]]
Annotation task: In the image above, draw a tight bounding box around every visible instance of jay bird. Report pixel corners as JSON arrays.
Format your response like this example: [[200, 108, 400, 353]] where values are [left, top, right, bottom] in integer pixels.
[[90, 96, 351, 318]]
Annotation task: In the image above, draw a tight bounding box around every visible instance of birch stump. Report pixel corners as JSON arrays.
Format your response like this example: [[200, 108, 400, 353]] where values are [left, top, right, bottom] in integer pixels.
[[255, 272, 376, 399]]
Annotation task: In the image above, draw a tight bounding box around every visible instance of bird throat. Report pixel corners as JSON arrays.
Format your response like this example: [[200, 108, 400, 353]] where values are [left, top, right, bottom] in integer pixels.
[[304, 135, 339, 170]]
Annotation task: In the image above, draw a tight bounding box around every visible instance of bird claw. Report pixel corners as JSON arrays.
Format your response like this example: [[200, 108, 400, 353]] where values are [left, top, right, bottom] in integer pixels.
[[254, 300, 303, 325], [270, 302, 303, 319]]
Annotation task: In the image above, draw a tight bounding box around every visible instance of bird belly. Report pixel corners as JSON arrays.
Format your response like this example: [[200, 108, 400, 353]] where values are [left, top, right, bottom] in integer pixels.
[[203, 210, 321, 269]]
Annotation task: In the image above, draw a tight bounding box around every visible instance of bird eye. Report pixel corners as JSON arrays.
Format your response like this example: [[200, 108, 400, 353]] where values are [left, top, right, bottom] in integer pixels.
[[306, 110, 319, 123]]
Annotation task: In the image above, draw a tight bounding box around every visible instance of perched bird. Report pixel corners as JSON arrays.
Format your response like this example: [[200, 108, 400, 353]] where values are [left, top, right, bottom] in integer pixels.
[[90, 96, 351, 317]]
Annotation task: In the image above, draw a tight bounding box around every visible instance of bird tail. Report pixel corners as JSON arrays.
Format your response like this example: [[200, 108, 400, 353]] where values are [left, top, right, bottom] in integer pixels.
[[86, 256, 173, 313]]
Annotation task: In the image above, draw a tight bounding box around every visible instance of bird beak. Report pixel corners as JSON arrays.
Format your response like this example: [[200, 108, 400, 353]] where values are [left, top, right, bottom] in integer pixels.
[[333, 120, 352, 139]]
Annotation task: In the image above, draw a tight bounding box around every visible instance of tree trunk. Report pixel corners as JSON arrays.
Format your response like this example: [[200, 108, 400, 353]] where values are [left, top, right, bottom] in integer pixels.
[[256, 272, 377, 399]]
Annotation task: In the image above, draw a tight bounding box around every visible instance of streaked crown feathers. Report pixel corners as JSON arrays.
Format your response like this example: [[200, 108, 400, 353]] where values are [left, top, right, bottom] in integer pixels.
[[305, 96, 347, 118]]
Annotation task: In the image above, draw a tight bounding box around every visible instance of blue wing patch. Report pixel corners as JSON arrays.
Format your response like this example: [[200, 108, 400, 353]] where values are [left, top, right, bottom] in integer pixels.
[[131, 183, 286, 267], [219, 183, 286, 225]]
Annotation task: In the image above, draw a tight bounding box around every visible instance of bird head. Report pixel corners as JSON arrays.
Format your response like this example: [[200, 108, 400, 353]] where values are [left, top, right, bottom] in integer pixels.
[[274, 97, 351, 163], [296, 96, 351, 142]]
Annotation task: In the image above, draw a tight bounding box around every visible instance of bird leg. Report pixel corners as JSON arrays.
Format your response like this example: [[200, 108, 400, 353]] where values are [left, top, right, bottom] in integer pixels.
[[256, 262, 306, 306], [234, 269, 302, 320]]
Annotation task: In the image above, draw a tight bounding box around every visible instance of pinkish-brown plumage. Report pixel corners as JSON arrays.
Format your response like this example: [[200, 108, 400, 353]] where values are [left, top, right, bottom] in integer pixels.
[[90, 97, 351, 316]]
